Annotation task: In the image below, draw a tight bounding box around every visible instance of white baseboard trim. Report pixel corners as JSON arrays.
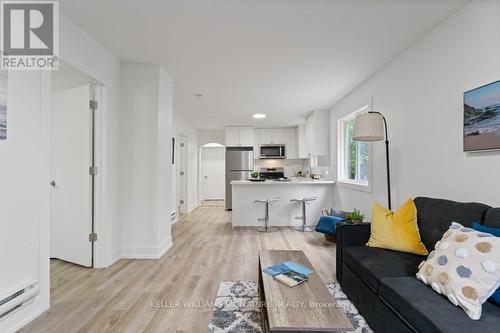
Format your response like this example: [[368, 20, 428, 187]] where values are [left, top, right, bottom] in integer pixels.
[[105, 247, 123, 267], [121, 237, 172, 259], [187, 201, 199, 213], [157, 237, 172, 258]]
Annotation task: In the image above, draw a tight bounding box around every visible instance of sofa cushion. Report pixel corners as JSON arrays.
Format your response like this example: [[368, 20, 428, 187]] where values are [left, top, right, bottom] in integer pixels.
[[484, 208, 500, 228], [367, 199, 428, 255], [379, 277, 500, 333], [413, 197, 490, 251], [343, 246, 424, 292], [416, 222, 500, 320], [473, 222, 500, 307]]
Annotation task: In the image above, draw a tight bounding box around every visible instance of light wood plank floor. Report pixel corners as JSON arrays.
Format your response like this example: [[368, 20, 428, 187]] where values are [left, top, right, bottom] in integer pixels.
[[21, 203, 337, 333]]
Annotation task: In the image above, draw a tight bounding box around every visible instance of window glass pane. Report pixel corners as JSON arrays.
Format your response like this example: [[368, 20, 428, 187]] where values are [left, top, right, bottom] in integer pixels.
[[341, 114, 370, 184], [344, 119, 356, 180], [358, 142, 369, 181]]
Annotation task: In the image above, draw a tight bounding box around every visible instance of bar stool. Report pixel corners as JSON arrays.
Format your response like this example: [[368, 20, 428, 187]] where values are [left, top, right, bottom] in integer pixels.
[[290, 196, 318, 232], [253, 197, 280, 232]]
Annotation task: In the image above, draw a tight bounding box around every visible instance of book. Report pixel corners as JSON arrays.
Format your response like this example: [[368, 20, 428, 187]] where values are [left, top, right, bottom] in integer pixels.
[[274, 270, 309, 287], [264, 261, 313, 287], [264, 261, 314, 277]]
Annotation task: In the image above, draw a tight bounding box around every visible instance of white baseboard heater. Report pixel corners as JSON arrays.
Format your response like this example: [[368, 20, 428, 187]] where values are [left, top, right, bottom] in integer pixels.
[[0, 282, 39, 320]]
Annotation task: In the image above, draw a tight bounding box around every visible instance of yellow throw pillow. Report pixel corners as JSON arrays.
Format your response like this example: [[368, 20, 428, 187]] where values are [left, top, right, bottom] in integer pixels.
[[366, 198, 428, 255]]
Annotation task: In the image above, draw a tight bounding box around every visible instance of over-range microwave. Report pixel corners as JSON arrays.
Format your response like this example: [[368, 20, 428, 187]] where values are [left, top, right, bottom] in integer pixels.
[[260, 144, 286, 159]]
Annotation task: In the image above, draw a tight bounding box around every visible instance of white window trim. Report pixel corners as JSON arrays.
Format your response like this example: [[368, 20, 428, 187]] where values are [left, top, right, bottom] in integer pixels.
[[337, 105, 373, 192]]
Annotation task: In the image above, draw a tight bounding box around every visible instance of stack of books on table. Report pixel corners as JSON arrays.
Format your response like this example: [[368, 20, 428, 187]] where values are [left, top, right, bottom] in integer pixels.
[[264, 261, 314, 287]]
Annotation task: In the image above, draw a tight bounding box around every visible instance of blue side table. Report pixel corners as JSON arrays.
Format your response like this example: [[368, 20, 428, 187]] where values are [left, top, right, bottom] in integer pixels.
[[315, 215, 346, 242]]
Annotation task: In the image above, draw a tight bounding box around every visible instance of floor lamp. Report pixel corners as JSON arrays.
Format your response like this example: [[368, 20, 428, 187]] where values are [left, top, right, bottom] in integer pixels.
[[353, 111, 391, 210]]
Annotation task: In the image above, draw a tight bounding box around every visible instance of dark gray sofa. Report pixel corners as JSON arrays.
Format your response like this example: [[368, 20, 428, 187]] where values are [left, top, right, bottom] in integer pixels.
[[336, 197, 500, 333]]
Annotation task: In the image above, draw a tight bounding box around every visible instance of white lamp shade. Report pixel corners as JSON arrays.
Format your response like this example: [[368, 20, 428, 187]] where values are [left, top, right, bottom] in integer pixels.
[[353, 112, 384, 142]]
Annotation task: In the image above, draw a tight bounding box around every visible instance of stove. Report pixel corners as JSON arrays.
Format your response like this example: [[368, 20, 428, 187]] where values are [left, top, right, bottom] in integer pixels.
[[259, 167, 290, 181]]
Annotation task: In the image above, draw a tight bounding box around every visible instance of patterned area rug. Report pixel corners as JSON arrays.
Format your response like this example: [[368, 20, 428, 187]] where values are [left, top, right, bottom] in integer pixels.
[[208, 281, 372, 333]]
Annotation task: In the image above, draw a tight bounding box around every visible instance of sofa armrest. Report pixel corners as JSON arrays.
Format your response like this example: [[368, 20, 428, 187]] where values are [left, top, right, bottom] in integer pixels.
[[336, 222, 371, 285]]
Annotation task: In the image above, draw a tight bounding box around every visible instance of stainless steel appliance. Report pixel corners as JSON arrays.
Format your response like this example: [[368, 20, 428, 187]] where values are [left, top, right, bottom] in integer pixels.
[[260, 144, 286, 159], [259, 167, 290, 181], [225, 147, 254, 210]]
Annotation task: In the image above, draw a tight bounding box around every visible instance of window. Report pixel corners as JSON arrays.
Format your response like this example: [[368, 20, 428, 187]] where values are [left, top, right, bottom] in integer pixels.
[[337, 106, 371, 191]]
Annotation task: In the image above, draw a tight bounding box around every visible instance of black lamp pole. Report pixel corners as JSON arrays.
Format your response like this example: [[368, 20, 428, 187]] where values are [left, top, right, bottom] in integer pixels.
[[369, 111, 391, 210]]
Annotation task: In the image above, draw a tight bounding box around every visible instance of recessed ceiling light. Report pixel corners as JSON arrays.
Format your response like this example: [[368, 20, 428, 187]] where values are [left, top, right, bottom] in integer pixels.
[[253, 113, 266, 119]]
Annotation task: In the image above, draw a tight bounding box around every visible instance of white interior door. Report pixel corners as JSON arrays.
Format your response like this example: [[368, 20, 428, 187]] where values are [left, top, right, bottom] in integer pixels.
[[201, 147, 225, 200], [178, 133, 188, 214], [50, 85, 93, 267]]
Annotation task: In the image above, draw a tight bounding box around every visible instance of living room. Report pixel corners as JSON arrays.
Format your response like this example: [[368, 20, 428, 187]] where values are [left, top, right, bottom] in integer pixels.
[[1, 0, 499, 332]]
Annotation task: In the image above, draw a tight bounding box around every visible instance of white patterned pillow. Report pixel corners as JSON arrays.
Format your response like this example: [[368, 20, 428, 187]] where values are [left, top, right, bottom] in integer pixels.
[[416, 222, 500, 320]]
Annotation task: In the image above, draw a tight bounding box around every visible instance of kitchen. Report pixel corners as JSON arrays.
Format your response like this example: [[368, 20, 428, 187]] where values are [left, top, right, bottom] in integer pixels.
[[224, 110, 335, 229]]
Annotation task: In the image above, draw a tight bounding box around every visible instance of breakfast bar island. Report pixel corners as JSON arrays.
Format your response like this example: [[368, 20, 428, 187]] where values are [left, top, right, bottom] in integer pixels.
[[231, 179, 335, 228]]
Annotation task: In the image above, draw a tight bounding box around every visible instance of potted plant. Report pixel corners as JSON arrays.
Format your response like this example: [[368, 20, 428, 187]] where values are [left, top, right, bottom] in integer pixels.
[[347, 209, 365, 223], [250, 171, 259, 179]]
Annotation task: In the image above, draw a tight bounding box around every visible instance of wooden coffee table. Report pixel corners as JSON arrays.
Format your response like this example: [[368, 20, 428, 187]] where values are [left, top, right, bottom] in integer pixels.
[[259, 250, 353, 332]]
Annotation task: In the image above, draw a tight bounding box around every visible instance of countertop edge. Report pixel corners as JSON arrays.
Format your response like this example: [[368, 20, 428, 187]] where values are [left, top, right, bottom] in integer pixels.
[[231, 180, 335, 185]]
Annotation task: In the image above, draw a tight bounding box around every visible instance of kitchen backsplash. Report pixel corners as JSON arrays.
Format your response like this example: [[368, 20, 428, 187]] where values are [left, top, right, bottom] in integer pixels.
[[254, 159, 308, 177]]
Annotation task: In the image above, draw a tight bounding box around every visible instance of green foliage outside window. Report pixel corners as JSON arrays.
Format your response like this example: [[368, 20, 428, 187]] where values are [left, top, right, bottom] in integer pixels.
[[345, 119, 369, 182]]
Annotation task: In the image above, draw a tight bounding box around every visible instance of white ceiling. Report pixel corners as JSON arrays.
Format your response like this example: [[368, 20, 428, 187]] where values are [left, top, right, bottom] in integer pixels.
[[59, 0, 468, 129]]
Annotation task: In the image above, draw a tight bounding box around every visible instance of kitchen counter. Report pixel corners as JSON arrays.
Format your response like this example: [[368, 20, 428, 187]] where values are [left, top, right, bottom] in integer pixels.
[[231, 178, 334, 227], [231, 179, 335, 185]]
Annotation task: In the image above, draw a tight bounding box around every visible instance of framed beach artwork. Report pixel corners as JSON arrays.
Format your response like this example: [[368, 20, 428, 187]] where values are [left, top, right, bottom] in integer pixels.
[[464, 80, 500, 152], [0, 71, 6, 140]]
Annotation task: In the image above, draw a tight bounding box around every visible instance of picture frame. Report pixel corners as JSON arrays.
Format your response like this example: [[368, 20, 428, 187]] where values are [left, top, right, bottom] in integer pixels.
[[463, 80, 500, 152]]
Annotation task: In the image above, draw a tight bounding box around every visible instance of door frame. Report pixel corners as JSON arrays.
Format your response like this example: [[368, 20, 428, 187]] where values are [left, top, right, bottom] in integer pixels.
[[49, 60, 104, 268], [178, 132, 188, 214], [200, 144, 225, 201]]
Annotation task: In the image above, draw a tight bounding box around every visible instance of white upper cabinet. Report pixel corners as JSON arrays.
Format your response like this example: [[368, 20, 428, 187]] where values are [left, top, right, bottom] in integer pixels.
[[304, 110, 329, 156], [225, 126, 254, 147], [239, 127, 254, 147], [253, 128, 260, 158], [225, 126, 240, 147], [297, 124, 307, 158], [259, 128, 285, 144], [284, 127, 297, 159]]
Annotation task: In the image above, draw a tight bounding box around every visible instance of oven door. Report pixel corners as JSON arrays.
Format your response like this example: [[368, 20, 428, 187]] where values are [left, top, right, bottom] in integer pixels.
[[260, 145, 286, 159]]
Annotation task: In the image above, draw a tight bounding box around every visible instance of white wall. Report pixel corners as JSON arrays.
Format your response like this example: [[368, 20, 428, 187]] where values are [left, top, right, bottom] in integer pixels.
[[157, 69, 174, 247], [0, 71, 50, 333], [198, 129, 225, 146], [329, 0, 500, 218], [0, 11, 124, 332], [120, 63, 173, 258], [173, 110, 199, 213]]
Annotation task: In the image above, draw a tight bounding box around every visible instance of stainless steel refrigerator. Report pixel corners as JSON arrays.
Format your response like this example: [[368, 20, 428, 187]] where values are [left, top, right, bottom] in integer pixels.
[[225, 147, 254, 210]]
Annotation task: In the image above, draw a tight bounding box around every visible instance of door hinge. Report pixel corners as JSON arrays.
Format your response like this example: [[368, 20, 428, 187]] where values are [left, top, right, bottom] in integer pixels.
[[89, 233, 98, 242], [180, 143, 185, 147], [180, 171, 185, 176], [89, 166, 98, 176], [89, 100, 98, 110]]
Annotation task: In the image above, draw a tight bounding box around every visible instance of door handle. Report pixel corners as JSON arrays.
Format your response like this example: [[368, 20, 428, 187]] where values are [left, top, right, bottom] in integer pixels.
[[50, 180, 57, 187], [204, 176, 208, 179]]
